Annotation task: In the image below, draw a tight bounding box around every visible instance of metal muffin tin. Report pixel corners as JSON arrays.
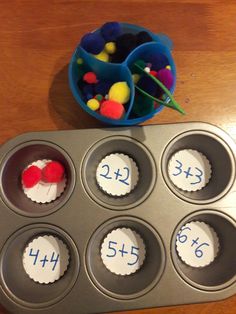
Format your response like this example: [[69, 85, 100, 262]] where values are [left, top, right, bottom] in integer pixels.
[[0, 122, 235, 314]]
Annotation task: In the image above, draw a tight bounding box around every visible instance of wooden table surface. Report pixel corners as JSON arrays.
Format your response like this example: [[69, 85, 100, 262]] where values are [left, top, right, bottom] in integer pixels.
[[0, 0, 235, 313]]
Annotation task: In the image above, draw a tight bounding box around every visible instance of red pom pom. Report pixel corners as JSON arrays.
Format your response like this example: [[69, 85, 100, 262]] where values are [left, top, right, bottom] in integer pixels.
[[22, 165, 41, 188], [150, 70, 158, 77], [100, 100, 124, 119], [42, 161, 65, 183], [83, 72, 98, 84]]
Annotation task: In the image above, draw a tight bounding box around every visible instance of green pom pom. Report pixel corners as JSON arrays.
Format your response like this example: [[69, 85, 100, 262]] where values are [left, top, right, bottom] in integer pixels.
[[132, 95, 154, 117], [130, 59, 146, 74], [95, 94, 103, 101]]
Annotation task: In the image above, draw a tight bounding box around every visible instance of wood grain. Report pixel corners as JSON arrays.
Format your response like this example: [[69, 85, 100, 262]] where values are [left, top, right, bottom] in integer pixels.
[[0, 1, 235, 313]]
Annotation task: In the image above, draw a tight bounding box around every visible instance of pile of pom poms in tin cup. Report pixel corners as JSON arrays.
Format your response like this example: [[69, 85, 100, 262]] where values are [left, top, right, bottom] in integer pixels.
[[77, 21, 185, 120]]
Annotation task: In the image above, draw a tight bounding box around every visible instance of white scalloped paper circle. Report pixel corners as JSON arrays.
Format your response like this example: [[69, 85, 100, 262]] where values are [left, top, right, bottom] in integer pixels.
[[101, 227, 146, 276], [176, 221, 219, 268], [23, 235, 70, 284], [96, 153, 139, 197]]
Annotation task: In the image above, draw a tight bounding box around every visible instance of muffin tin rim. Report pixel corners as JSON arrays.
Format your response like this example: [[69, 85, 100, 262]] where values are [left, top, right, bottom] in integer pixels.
[[0, 123, 235, 313]]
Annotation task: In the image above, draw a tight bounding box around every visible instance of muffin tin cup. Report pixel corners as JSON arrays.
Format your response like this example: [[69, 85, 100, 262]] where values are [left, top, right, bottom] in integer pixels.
[[69, 22, 176, 125], [171, 210, 236, 291], [0, 224, 80, 309], [0, 141, 76, 217], [86, 216, 166, 299], [162, 130, 236, 204], [82, 135, 156, 210]]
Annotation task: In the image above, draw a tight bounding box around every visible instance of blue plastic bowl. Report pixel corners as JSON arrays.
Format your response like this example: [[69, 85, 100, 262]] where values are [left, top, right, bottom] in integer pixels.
[[68, 23, 176, 126]]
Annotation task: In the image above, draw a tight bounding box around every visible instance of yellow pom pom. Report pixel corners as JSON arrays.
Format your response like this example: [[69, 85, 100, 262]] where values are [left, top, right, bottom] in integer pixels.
[[105, 42, 116, 54], [166, 65, 171, 70], [87, 99, 100, 111], [108, 82, 130, 104], [93, 50, 109, 62], [132, 74, 140, 84], [76, 58, 83, 65]]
